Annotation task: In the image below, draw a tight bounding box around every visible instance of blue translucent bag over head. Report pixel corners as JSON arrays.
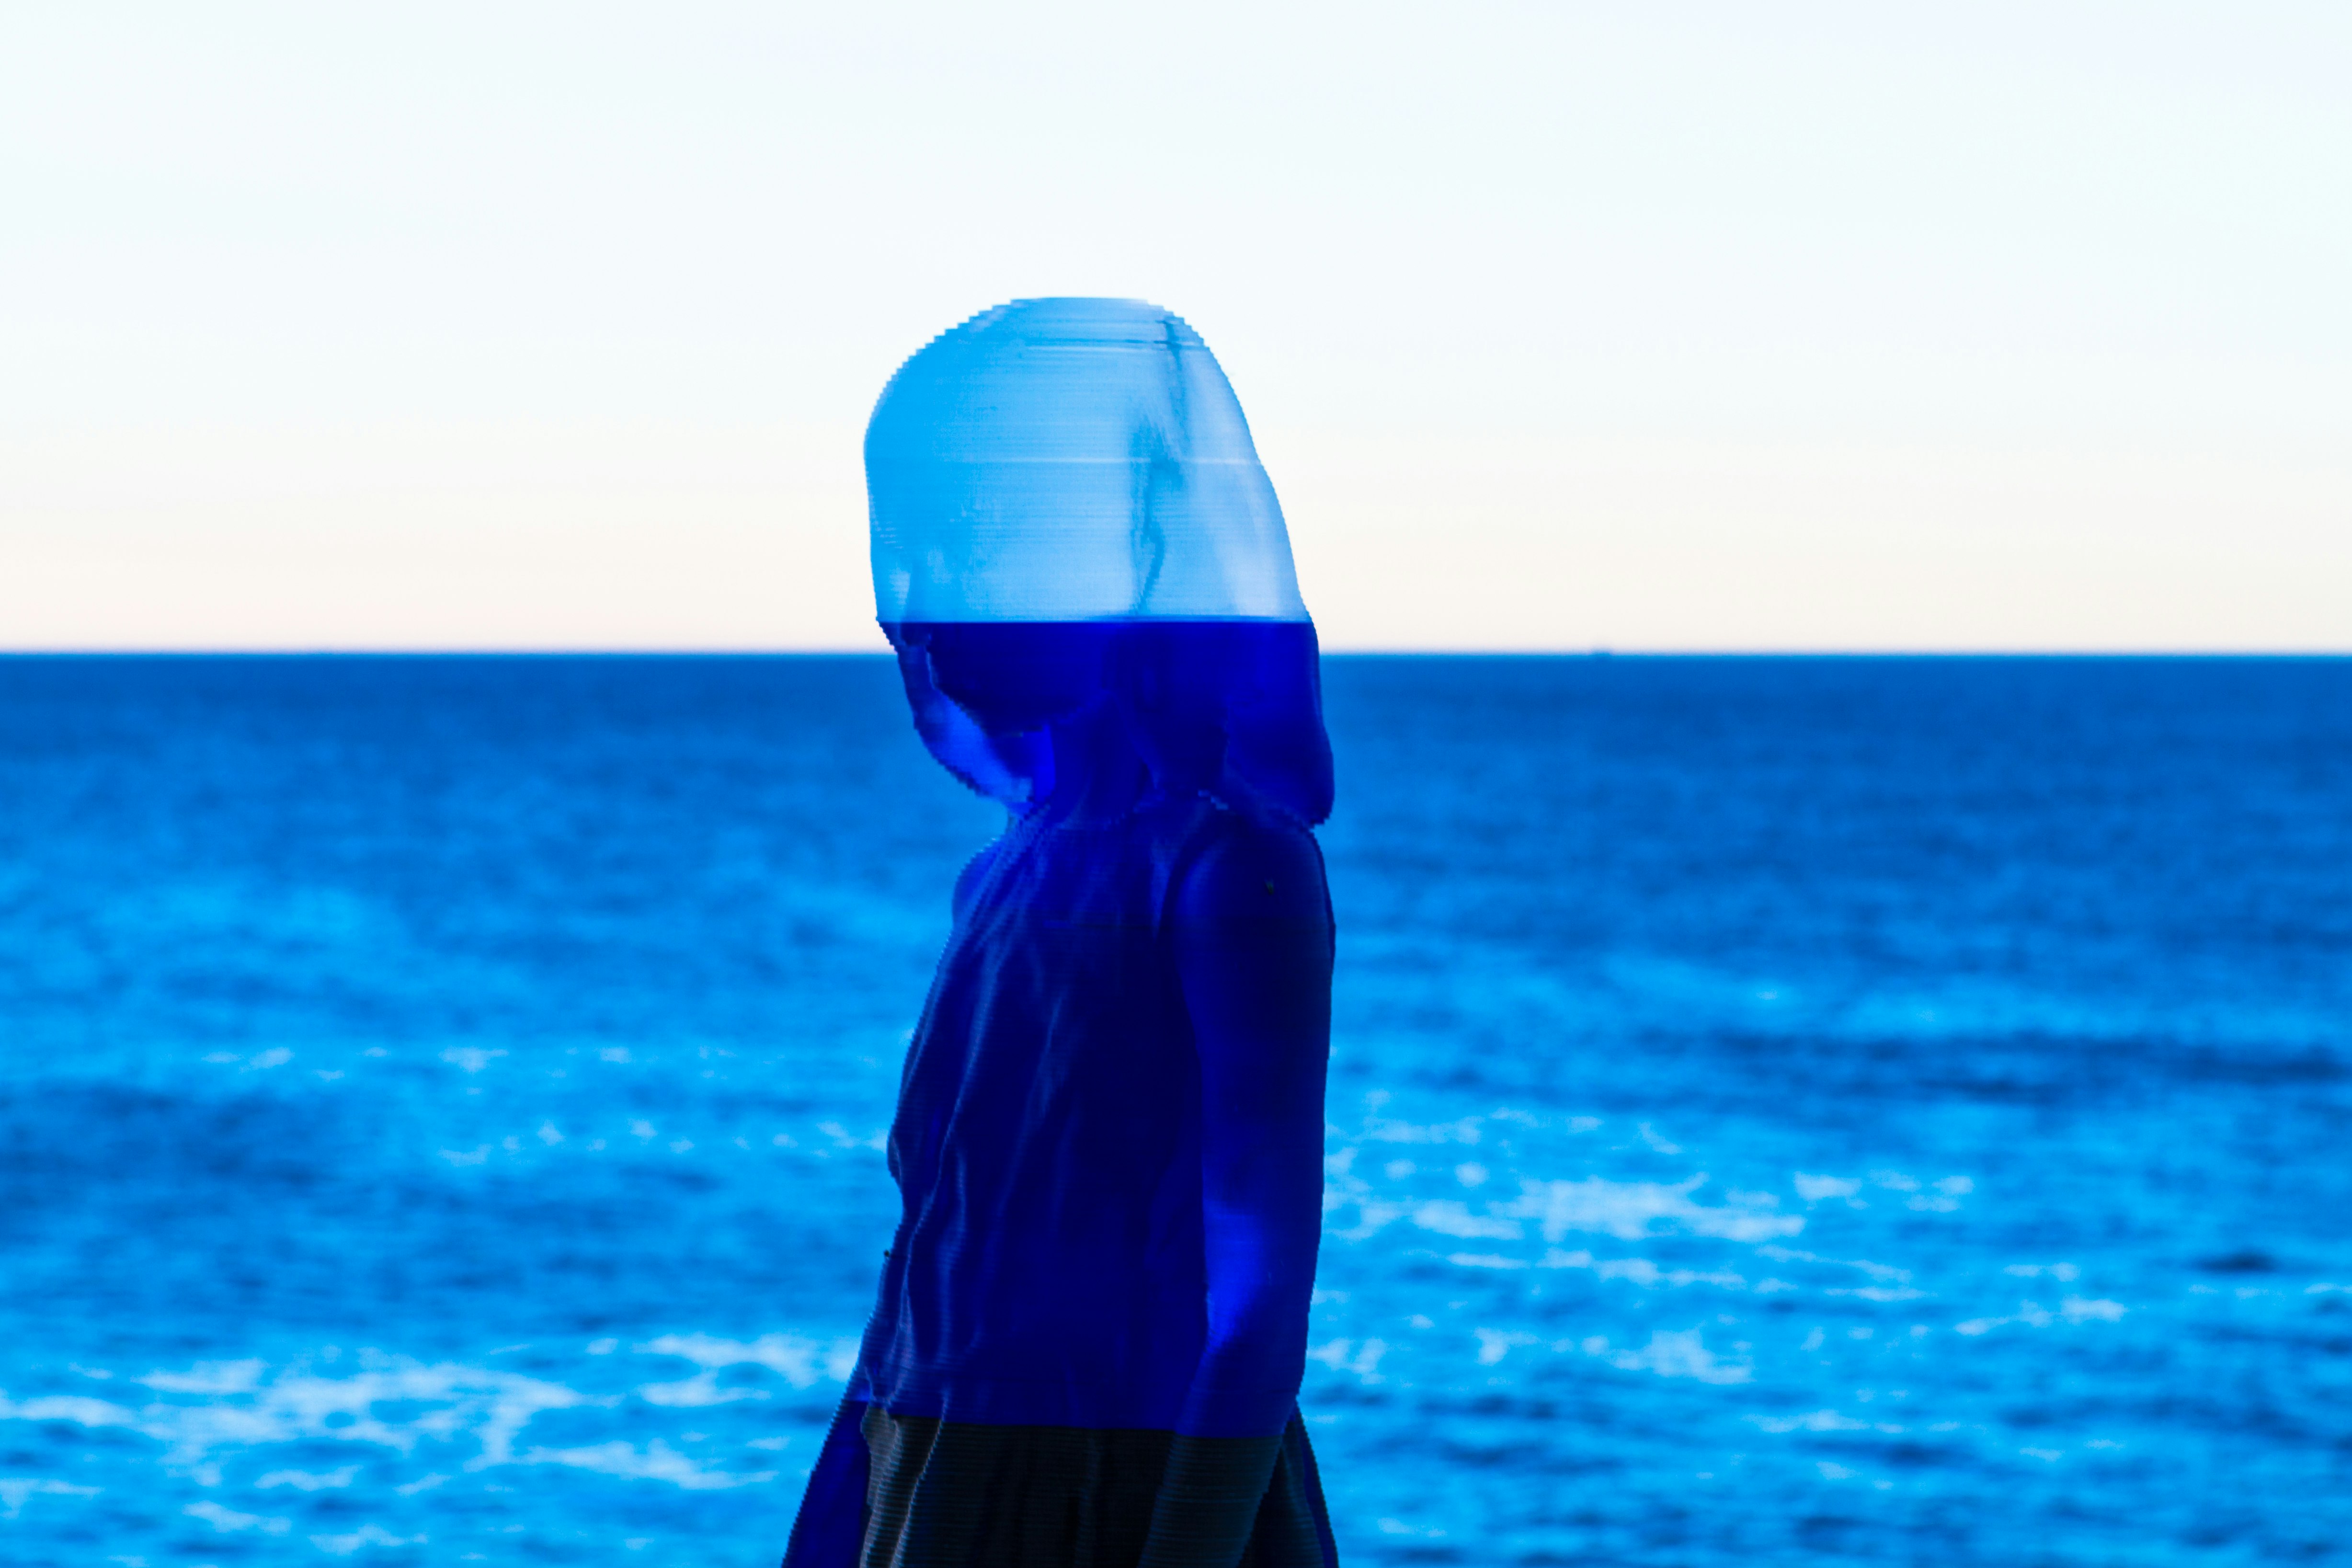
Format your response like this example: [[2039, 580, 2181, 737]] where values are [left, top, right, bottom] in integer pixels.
[[868, 297, 1334, 825]]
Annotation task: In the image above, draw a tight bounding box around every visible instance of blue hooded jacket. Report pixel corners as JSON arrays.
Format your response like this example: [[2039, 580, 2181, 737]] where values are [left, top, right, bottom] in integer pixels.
[[784, 299, 1336, 1567]]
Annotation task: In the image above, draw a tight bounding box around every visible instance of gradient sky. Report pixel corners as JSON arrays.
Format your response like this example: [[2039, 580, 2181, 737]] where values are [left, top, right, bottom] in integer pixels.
[[4, 3, 2347, 650]]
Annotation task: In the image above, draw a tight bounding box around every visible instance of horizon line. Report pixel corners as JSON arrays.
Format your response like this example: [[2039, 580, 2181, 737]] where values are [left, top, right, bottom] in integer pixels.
[[4, 647, 2348, 660]]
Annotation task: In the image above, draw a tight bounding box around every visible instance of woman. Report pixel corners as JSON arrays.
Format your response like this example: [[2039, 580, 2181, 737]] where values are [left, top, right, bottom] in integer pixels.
[[783, 298, 1339, 1568]]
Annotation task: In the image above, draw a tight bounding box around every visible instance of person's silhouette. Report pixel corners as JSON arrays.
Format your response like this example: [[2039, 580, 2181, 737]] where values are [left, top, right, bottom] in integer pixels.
[[782, 299, 1340, 1568]]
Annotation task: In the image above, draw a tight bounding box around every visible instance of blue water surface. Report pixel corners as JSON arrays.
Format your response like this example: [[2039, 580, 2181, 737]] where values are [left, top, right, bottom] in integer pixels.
[[2, 655, 2347, 1565]]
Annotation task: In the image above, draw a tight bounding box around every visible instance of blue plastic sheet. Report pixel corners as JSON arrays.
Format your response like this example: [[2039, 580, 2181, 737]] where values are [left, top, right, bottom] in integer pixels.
[[867, 297, 1307, 626]]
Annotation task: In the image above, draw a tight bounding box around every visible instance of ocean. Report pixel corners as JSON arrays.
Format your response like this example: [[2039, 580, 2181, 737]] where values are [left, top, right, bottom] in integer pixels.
[[2, 654, 2347, 1565]]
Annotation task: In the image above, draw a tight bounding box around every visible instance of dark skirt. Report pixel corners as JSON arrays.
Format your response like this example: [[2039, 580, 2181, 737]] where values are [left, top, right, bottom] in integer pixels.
[[785, 1400, 1338, 1568]]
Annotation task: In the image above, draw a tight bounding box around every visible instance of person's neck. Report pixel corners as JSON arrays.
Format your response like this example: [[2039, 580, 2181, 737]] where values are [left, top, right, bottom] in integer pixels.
[[1037, 701, 1150, 825]]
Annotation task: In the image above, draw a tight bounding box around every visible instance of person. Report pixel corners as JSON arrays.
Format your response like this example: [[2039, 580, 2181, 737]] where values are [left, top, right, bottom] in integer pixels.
[[781, 298, 1341, 1568]]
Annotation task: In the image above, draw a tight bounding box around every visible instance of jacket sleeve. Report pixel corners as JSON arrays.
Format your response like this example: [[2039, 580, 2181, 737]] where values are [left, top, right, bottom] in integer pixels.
[[1166, 813, 1335, 1441], [777, 1396, 870, 1568]]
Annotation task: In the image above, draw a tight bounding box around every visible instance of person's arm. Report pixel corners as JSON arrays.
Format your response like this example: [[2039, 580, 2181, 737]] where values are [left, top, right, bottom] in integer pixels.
[[1142, 815, 1334, 1566]]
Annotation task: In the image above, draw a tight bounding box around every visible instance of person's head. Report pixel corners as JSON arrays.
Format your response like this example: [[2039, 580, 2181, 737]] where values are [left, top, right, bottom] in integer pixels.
[[865, 298, 1332, 825], [897, 622, 1109, 737]]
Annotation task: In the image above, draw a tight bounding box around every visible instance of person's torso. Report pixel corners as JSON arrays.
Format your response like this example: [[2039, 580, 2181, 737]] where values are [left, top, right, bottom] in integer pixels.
[[860, 793, 1228, 1429]]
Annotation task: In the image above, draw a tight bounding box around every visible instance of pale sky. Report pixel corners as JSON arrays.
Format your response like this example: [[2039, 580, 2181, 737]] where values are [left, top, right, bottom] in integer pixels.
[[4, 2, 2348, 650]]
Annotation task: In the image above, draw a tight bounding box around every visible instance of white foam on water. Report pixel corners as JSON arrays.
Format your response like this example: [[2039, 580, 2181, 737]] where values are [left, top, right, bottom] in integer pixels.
[[1504, 1176, 1804, 1243], [1952, 1298, 2127, 1334], [1305, 1339, 1387, 1380], [638, 1333, 859, 1388], [143, 1361, 266, 1396], [113, 1357, 590, 1468], [1360, 1113, 1484, 1146], [1410, 1200, 1521, 1240], [185, 1500, 288, 1534], [254, 1466, 356, 1490], [2062, 1297, 2127, 1323], [1375, 1517, 1447, 1539], [0, 1393, 140, 1427], [311, 1524, 427, 1555], [636, 1371, 760, 1408], [1473, 1329, 1541, 1366], [1539, 1250, 1747, 1290], [1578, 1329, 1751, 1385], [0, 1478, 100, 1517], [1755, 1246, 1910, 1283], [511, 1439, 773, 1490], [1746, 1409, 1870, 1433], [1793, 1174, 1861, 1201], [1956, 1296, 2126, 1335], [1328, 1200, 1407, 1241], [14, 1344, 849, 1509]]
